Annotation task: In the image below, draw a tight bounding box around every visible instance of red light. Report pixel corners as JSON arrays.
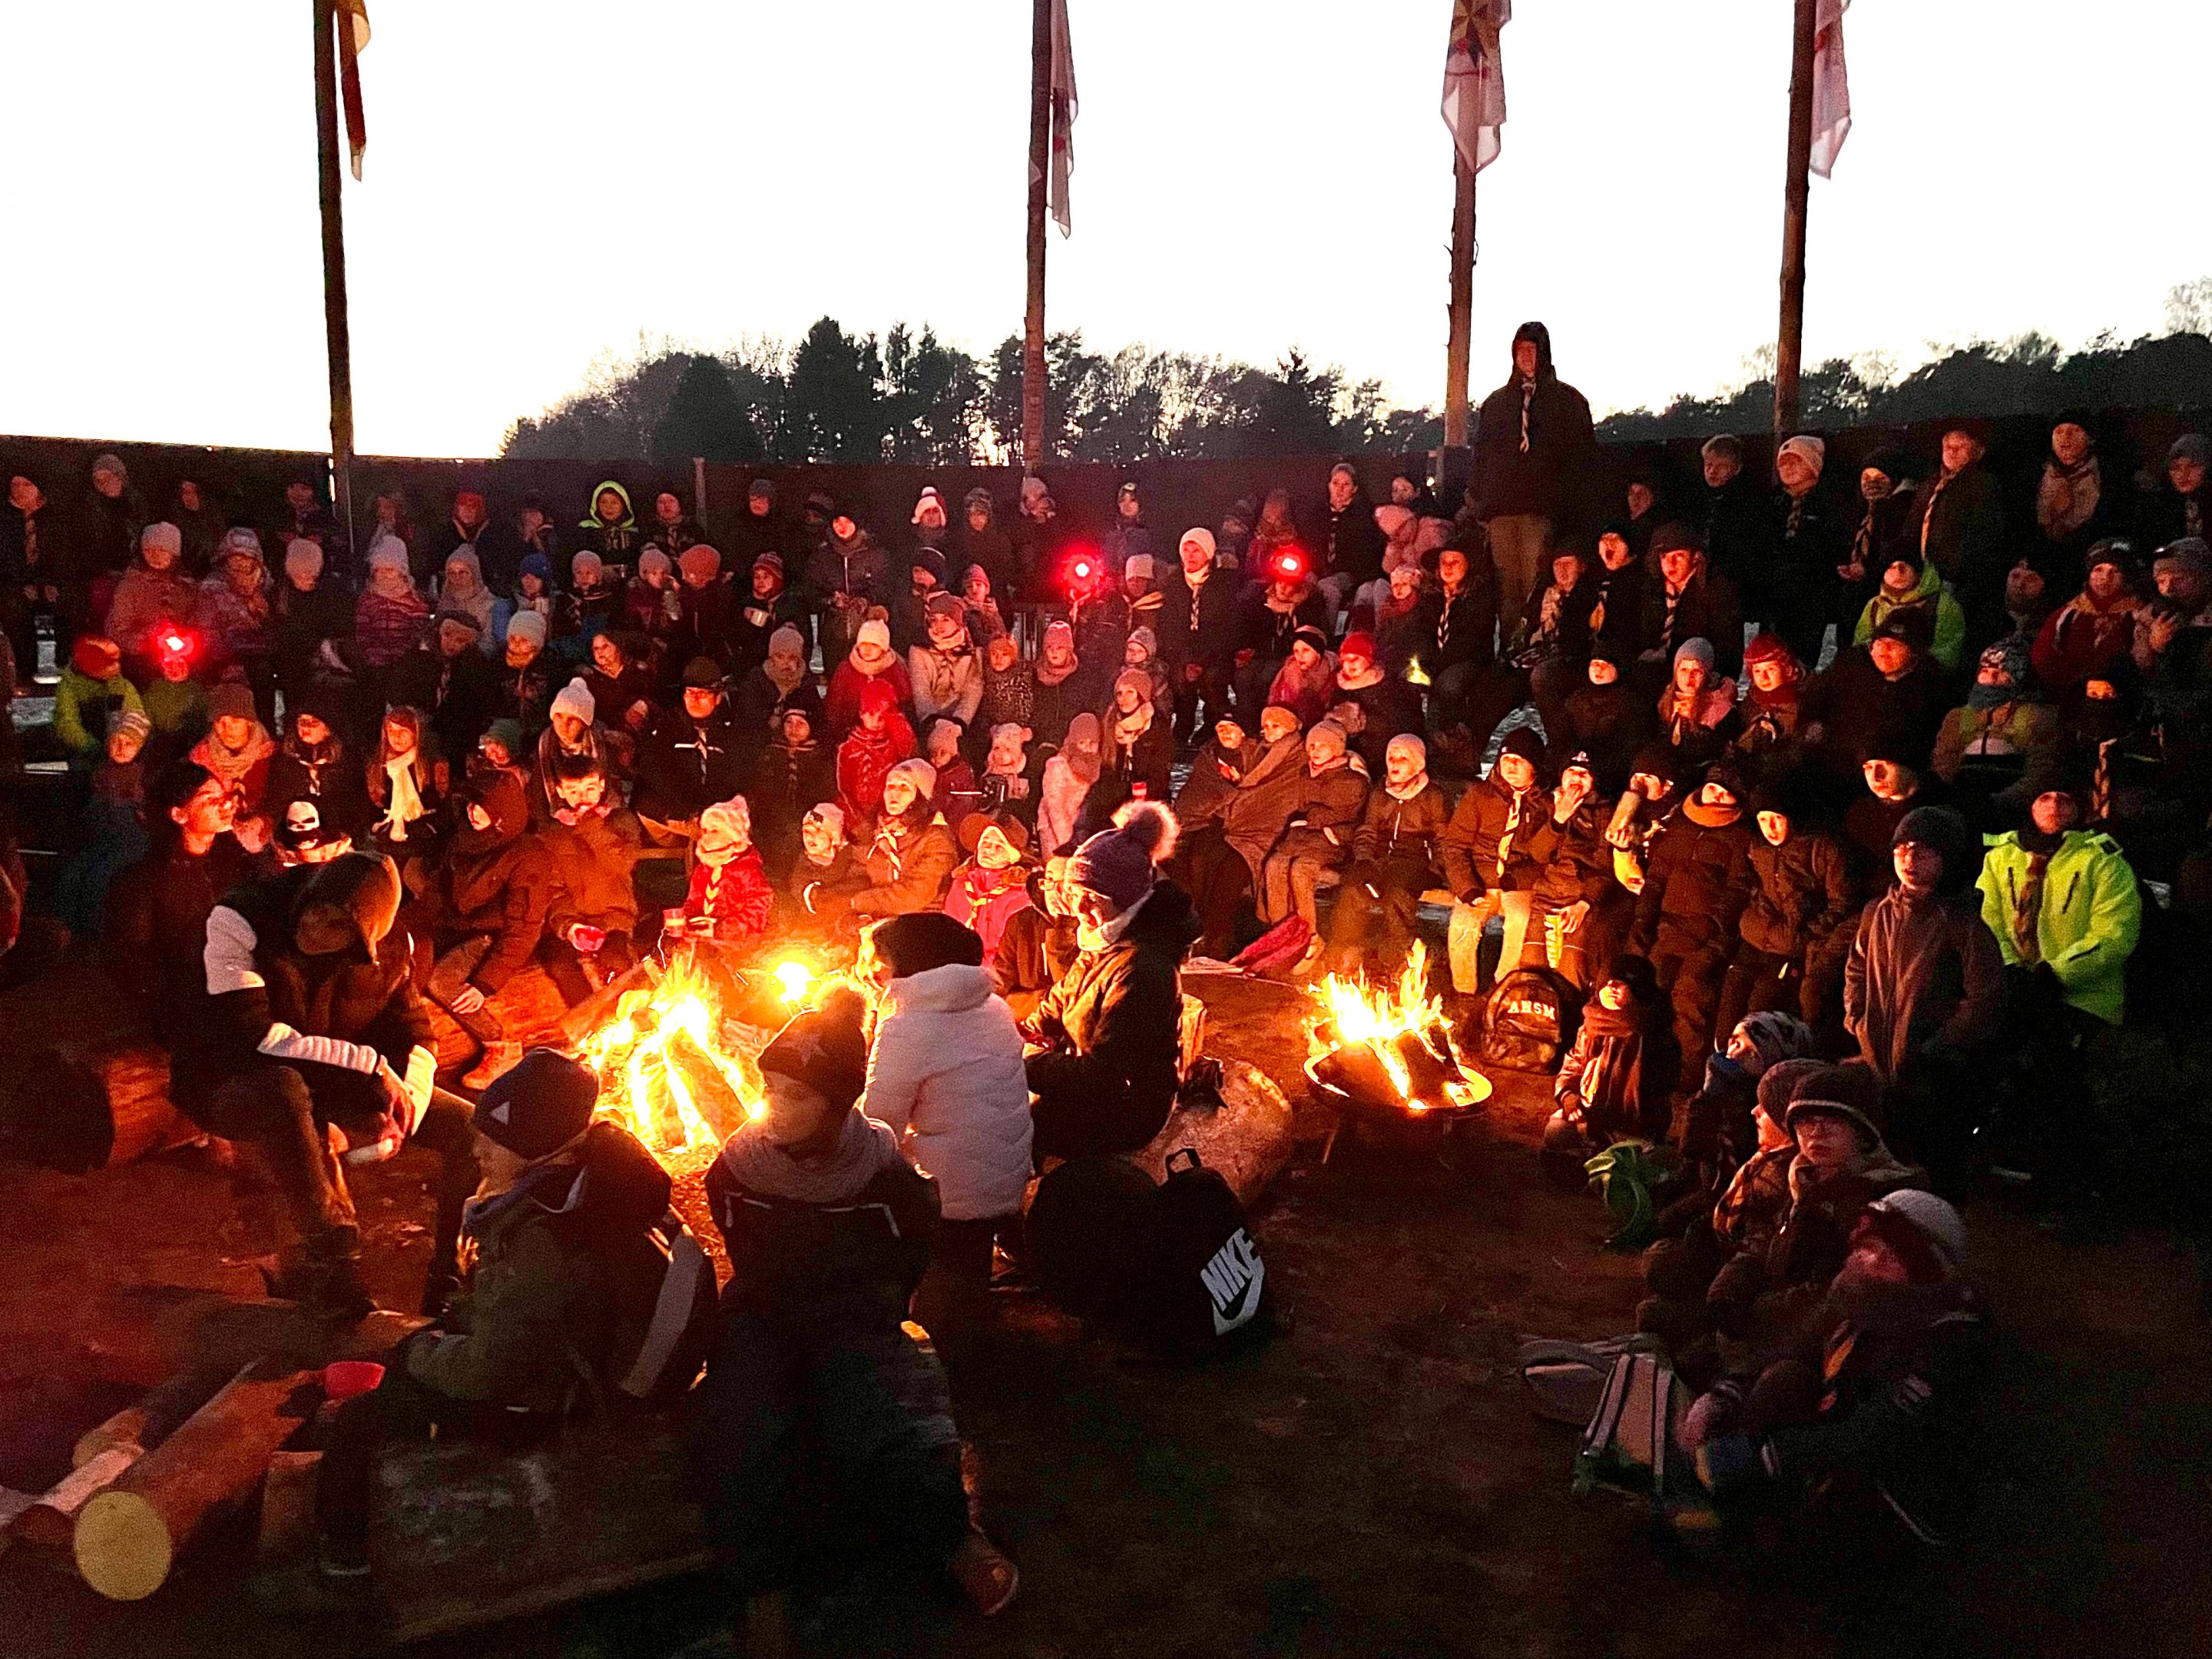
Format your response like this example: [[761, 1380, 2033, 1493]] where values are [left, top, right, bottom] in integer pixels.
[[162, 632, 187, 654], [1072, 560, 1092, 581], [1275, 550, 1306, 578]]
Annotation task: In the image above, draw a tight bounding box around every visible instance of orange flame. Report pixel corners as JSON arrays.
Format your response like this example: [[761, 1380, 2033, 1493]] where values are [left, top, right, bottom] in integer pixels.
[[579, 955, 767, 1164], [1305, 942, 1485, 1114]]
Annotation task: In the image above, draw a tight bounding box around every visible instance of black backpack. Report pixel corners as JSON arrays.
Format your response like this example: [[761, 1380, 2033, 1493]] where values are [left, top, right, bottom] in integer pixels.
[[1026, 1153, 1161, 1323], [1131, 1148, 1273, 1358], [1480, 965, 1579, 1073]]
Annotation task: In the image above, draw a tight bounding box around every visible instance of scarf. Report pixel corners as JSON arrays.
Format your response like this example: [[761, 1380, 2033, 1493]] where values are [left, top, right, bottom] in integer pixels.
[[1846, 495, 1887, 577], [1435, 587, 1460, 652], [1035, 649, 1080, 687], [377, 753, 427, 842], [193, 720, 275, 790], [869, 811, 921, 879], [1918, 470, 1955, 557], [1112, 700, 1154, 756], [717, 1110, 905, 1206], [2008, 831, 2060, 962], [1385, 770, 1430, 804], [764, 649, 806, 697], [283, 733, 343, 795], [1661, 581, 1686, 654], [2037, 454, 2101, 540], [1497, 783, 1531, 869], [1568, 998, 1645, 1122], [1518, 376, 1535, 454]]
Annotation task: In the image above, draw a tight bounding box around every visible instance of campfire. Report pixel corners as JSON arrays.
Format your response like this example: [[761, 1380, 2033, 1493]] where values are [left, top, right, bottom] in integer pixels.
[[575, 952, 829, 1171], [1303, 942, 1488, 1118]]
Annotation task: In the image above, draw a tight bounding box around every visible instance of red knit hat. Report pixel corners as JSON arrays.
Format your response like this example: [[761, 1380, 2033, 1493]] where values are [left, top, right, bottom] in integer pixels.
[[71, 635, 122, 679], [1339, 631, 1379, 666]]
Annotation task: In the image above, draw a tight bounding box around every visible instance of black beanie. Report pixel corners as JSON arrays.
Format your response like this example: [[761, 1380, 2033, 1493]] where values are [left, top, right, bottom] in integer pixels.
[[474, 1050, 600, 1161], [758, 984, 871, 1114], [869, 912, 985, 979]]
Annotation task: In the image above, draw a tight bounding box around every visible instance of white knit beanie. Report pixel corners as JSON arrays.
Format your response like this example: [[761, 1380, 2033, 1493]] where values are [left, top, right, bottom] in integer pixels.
[[551, 677, 595, 724]]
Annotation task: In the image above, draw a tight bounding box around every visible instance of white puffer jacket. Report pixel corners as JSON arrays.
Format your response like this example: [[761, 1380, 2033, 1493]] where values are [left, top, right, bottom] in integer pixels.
[[858, 962, 1035, 1221]]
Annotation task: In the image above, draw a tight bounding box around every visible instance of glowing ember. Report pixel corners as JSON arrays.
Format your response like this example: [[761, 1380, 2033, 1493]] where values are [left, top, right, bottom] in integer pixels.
[[579, 954, 767, 1164], [1305, 942, 1487, 1114]]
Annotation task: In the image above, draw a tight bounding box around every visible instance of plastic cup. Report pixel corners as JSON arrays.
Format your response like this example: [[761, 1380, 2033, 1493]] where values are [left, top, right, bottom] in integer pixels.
[[320, 1360, 386, 1402]]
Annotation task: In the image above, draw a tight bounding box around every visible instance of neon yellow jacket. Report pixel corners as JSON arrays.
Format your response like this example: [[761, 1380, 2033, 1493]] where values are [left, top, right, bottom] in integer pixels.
[[1977, 830, 2141, 1025]]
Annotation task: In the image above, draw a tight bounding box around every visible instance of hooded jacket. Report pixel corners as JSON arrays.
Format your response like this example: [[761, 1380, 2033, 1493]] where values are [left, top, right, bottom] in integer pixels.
[[1025, 880, 1202, 1153], [857, 962, 1035, 1223], [1853, 561, 1968, 671], [195, 860, 432, 1099], [426, 775, 551, 994], [1349, 777, 1448, 867], [850, 810, 959, 919], [1976, 826, 2140, 1025], [1472, 323, 1597, 524], [542, 803, 644, 935]]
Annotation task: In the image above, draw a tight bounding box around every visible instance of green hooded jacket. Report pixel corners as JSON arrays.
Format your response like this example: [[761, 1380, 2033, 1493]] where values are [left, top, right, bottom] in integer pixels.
[[1855, 561, 1967, 671]]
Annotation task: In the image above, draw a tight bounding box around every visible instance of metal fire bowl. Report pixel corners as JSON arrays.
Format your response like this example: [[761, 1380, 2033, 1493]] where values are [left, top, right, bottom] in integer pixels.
[[1302, 1052, 1491, 1126]]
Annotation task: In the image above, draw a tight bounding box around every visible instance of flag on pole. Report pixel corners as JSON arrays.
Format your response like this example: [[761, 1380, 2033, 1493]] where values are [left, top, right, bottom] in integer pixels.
[[335, 0, 370, 181], [1441, 0, 1510, 175], [1049, 0, 1078, 236], [1809, 0, 1851, 178]]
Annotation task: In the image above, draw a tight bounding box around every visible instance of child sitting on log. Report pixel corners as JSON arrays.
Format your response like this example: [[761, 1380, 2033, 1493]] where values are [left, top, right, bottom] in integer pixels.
[[694, 987, 1018, 1647], [303, 1051, 684, 1591]]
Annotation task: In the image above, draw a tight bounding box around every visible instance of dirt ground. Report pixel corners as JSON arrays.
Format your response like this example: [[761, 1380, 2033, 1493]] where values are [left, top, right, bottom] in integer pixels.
[[5, 973, 2212, 1658]]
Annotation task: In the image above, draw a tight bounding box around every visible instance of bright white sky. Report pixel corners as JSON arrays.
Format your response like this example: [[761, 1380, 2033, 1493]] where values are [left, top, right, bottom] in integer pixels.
[[5, 2, 2207, 459]]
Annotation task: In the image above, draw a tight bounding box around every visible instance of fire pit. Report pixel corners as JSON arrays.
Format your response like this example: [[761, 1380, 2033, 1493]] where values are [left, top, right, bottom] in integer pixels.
[[573, 949, 839, 1175], [1303, 942, 1489, 1156]]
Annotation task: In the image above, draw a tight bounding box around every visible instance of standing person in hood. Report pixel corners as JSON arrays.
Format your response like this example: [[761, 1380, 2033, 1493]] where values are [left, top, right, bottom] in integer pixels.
[[1697, 435, 1770, 599], [1472, 322, 1598, 629], [856, 911, 1035, 1338], [1845, 805, 2004, 1195], [1762, 433, 1849, 669], [696, 990, 1019, 1644], [1024, 800, 1200, 1160], [193, 852, 475, 1318], [1629, 761, 1760, 1099], [578, 480, 641, 566], [2134, 432, 2210, 549], [1902, 425, 2008, 648], [949, 487, 1016, 599], [1324, 733, 1447, 975]]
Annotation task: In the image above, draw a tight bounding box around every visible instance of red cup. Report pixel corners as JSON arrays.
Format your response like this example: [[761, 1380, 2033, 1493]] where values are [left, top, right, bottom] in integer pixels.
[[321, 1360, 386, 1402]]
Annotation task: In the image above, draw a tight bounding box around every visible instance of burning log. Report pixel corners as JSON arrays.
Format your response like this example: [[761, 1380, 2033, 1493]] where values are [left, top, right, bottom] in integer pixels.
[[1303, 941, 1489, 1118]]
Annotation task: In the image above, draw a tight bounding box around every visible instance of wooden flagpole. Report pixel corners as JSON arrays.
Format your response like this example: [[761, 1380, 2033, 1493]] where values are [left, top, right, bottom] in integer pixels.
[[1773, 0, 1817, 452], [312, 0, 357, 561], [1443, 154, 1476, 449], [1021, 0, 1051, 468]]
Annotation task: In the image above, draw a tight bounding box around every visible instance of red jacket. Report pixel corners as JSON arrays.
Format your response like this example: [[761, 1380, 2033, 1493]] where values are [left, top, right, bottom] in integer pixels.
[[836, 720, 914, 827], [825, 659, 913, 736], [684, 846, 773, 939]]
